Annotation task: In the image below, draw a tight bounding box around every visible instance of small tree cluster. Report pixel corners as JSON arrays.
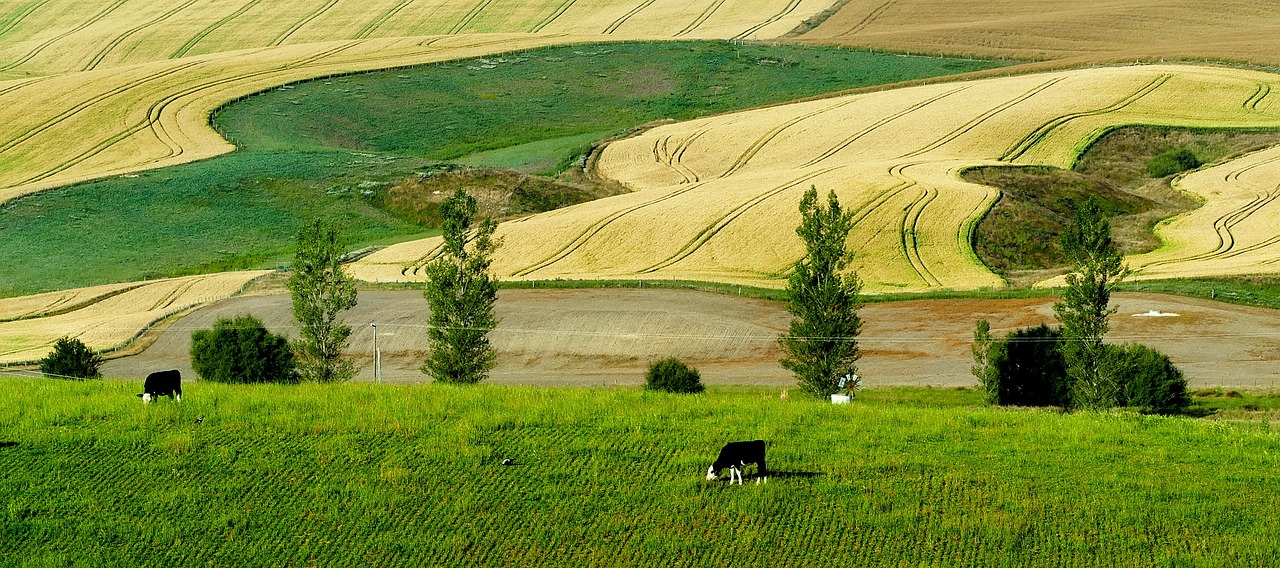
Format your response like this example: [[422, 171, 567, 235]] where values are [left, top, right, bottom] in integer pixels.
[[644, 358, 704, 394], [191, 315, 298, 384], [1146, 147, 1201, 178], [39, 337, 102, 379]]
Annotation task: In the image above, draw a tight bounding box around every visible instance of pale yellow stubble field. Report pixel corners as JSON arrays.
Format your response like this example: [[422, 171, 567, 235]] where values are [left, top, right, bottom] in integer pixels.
[[0, 271, 269, 365], [353, 65, 1280, 291], [0, 0, 829, 77]]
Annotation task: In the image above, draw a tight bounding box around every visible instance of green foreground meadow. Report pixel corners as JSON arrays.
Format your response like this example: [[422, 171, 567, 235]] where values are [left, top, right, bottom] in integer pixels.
[[2, 378, 1278, 566]]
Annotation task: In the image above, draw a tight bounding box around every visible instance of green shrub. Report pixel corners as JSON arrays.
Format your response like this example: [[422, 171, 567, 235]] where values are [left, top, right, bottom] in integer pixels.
[[1108, 343, 1190, 414], [644, 358, 704, 394], [39, 336, 103, 379], [1146, 147, 1202, 177], [976, 324, 1070, 407], [190, 315, 299, 384]]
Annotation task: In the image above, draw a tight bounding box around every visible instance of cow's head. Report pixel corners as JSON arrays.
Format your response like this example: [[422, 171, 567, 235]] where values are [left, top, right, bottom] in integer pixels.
[[141, 393, 152, 403], [706, 465, 718, 481]]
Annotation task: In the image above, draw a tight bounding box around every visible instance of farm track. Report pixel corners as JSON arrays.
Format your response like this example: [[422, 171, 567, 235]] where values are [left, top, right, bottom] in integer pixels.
[[602, 0, 657, 34], [1245, 82, 1271, 112], [797, 86, 967, 168], [528, 0, 579, 33], [718, 98, 861, 178], [639, 166, 844, 273], [0, 0, 128, 72], [731, 0, 804, 40], [1000, 74, 1171, 162], [354, 0, 417, 40], [450, 0, 497, 35], [652, 128, 708, 183], [269, 0, 342, 47], [673, 0, 728, 37], [837, 0, 895, 38], [81, 0, 204, 71], [899, 183, 941, 287], [0, 0, 53, 39], [171, 0, 265, 59], [898, 77, 1065, 160]]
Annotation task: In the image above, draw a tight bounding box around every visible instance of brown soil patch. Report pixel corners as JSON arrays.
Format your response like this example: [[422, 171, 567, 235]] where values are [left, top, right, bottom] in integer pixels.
[[102, 289, 1280, 389]]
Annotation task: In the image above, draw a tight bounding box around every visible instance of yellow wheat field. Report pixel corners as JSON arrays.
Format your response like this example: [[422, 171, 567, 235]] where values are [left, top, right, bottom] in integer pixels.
[[352, 64, 1280, 291], [0, 0, 829, 77], [0, 271, 268, 365]]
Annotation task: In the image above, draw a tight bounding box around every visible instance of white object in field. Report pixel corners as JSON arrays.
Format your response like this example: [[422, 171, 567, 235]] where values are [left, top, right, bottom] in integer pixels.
[[831, 394, 852, 404], [1133, 310, 1180, 317]]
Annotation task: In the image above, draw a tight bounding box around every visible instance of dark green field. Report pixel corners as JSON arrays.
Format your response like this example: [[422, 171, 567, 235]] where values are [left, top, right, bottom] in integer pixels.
[[2, 377, 1278, 566], [0, 42, 1004, 298]]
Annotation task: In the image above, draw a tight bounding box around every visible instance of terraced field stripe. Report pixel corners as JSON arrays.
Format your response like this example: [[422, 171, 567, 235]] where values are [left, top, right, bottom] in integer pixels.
[[171, 0, 265, 59], [1000, 74, 1171, 162], [732, 0, 804, 40], [82, 0, 204, 71], [353, 0, 416, 39], [0, 285, 145, 324], [0, 0, 54, 39], [674, 0, 728, 37], [639, 166, 843, 273], [899, 77, 1065, 160], [269, 0, 342, 47], [449, 0, 496, 35], [0, 0, 129, 72], [1245, 82, 1272, 112], [508, 181, 714, 277], [529, 0, 578, 33], [403, 242, 445, 277], [837, 0, 895, 38], [719, 98, 862, 178], [1141, 178, 1280, 270], [602, 0, 657, 34], [798, 87, 968, 168]]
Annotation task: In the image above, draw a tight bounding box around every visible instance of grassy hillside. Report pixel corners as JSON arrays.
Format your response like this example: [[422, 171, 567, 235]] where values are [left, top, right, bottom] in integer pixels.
[[0, 41, 1003, 297], [2, 377, 1278, 566]]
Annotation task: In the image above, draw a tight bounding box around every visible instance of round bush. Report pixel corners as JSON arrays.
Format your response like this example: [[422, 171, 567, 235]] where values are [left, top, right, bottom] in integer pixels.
[[1146, 147, 1202, 178], [190, 315, 298, 384], [645, 358, 704, 394], [1109, 343, 1190, 414], [39, 336, 103, 379]]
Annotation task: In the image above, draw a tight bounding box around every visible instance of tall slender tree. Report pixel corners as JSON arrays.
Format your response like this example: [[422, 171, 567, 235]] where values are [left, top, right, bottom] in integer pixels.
[[423, 188, 501, 384], [1053, 199, 1128, 409], [779, 186, 863, 399], [289, 219, 358, 383]]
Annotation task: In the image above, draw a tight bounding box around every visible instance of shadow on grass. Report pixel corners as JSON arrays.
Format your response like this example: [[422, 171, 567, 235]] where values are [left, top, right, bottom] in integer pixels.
[[766, 471, 823, 480], [0, 441, 17, 448]]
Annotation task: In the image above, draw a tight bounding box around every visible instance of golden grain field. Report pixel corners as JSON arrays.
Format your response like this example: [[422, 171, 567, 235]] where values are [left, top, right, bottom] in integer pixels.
[[0, 271, 269, 365], [352, 65, 1280, 291]]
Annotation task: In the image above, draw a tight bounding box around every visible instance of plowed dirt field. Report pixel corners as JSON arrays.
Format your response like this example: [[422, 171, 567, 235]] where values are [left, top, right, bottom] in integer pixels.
[[102, 289, 1280, 389]]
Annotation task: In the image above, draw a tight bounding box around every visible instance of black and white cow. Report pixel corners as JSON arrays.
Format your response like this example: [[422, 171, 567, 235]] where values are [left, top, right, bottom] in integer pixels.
[[138, 369, 181, 402], [706, 440, 767, 484]]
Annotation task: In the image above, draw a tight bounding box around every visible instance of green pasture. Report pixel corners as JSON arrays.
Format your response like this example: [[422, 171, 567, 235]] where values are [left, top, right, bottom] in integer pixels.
[[0, 41, 1003, 298], [1, 377, 1277, 566]]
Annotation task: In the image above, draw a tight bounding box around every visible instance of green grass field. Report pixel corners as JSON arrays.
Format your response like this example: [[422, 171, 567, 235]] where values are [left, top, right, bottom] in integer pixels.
[[2, 377, 1277, 566], [0, 41, 1003, 298]]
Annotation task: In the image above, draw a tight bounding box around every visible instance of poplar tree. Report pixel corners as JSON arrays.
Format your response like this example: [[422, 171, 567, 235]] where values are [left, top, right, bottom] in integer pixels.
[[1053, 199, 1128, 409], [423, 188, 501, 384], [779, 186, 863, 399], [289, 219, 358, 383]]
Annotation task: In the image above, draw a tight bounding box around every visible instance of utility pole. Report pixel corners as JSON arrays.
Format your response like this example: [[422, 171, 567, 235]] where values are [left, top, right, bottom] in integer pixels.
[[370, 322, 379, 383]]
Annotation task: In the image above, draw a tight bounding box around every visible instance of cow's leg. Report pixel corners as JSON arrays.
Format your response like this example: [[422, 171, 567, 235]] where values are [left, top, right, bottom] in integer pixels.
[[758, 458, 767, 478], [174, 392, 181, 402]]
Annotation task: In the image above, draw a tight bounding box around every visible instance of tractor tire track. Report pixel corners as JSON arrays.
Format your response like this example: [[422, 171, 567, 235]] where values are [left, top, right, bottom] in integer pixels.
[[529, 0, 579, 33], [719, 98, 862, 178], [674, 0, 728, 37], [838, 0, 895, 38], [149, 278, 202, 312], [899, 183, 941, 287], [82, 0, 203, 71], [1245, 82, 1272, 112], [269, 0, 342, 46], [0, 76, 42, 98], [732, 0, 804, 40], [899, 77, 1065, 160], [403, 243, 445, 277], [171, 0, 265, 59], [508, 182, 714, 277], [0, 0, 54, 40], [640, 166, 843, 273], [603, 0, 657, 34], [799, 86, 968, 168], [354, 0, 417, 39], [15, 42, 363, 187], [652, 129, 708, 183], [449, 0, 496, 35], [1000, 74, 1171, 162], [0, 0, 129, 72]]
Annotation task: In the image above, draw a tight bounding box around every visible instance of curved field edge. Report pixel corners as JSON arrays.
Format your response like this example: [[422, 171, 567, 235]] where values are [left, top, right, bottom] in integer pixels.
[[0, 379, 1277, 566], [353, 64, 1280, 291]]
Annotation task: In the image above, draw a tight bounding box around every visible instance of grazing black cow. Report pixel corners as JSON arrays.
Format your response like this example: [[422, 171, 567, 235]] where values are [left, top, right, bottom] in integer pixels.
[[706, 440, 767, 485], [138, 369, 181, 402]]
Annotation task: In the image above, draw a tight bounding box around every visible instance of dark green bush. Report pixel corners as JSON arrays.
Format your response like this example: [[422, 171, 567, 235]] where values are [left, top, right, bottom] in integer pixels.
[[976, 324, 1069, 407], [1108, 343, 1190, 414], [1147, 147, 1202, 177], [645, 358, 704, 394], [39, 336, 103, 379], [190, 315, 298, 384]]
